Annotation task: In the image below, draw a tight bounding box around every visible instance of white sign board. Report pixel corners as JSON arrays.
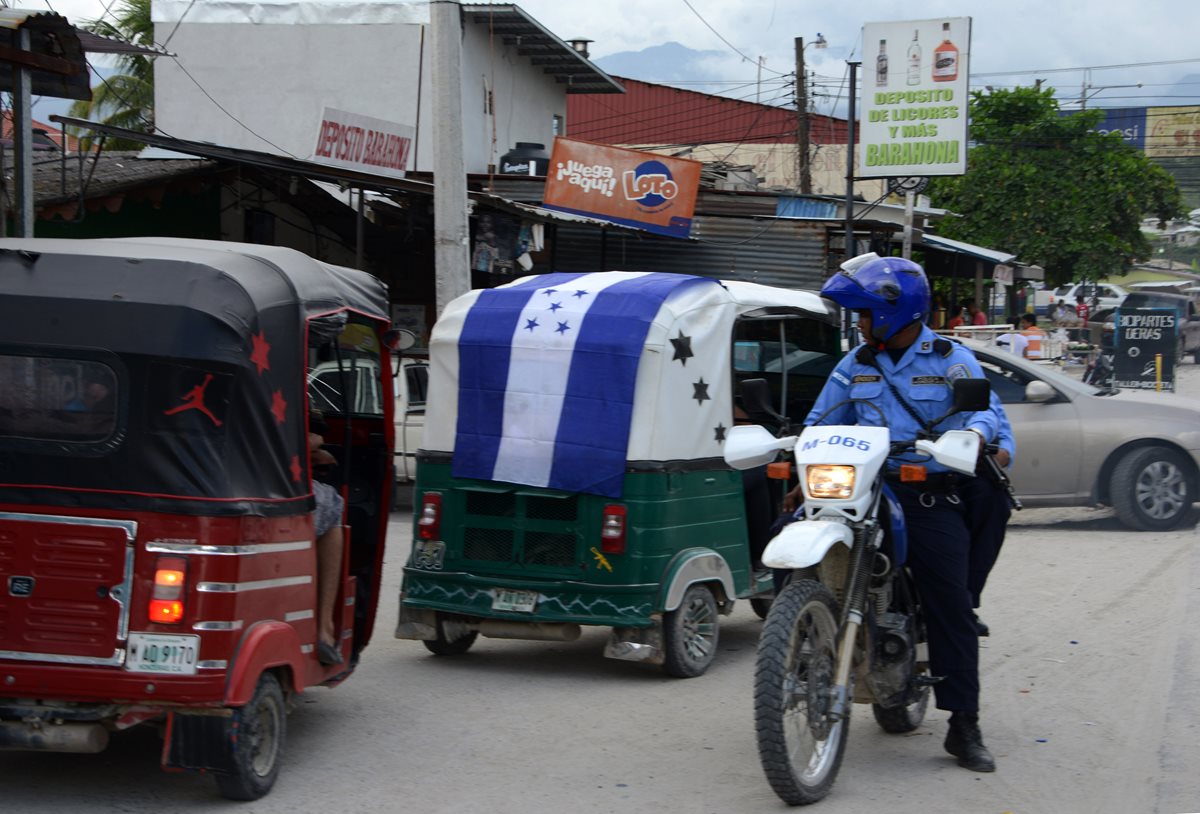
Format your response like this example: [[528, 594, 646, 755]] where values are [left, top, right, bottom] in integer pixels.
[[859, 17, 971, 178], [311, 107, 414, 178]]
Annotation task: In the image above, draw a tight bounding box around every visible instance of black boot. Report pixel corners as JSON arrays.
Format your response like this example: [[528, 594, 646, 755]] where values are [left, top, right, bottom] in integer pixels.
[[972, 612, 990, 637], [944, 712, 995, 772]]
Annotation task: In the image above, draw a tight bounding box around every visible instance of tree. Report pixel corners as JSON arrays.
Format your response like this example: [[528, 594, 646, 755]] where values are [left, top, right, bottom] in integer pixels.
[[66, 0, 155, 150], [928, 86, 1184, 286]]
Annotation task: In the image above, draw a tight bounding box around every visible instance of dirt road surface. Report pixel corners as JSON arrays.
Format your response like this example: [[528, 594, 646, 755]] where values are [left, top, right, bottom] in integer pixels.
[[5, 365, 1200, 814]]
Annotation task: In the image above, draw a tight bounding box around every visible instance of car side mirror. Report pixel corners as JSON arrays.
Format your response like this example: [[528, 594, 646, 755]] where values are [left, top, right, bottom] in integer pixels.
[[952, 377, 991, 413], [1025, 380, 1055, 402]]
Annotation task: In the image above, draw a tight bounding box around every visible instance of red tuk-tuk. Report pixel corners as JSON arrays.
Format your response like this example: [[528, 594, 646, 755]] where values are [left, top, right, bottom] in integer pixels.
[[0, 238, 395, 799]]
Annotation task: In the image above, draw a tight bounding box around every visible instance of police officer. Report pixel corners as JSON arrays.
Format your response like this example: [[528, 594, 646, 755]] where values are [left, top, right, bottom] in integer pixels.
[[960, 398, 1016, 637], [804, 253, 1003, 773]]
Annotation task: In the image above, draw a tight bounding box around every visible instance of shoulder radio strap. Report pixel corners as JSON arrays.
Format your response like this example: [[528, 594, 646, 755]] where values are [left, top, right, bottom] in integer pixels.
[[854, 345, 936, 435]]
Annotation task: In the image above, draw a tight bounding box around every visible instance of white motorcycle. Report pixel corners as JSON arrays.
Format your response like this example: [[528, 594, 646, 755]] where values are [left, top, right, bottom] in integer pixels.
[[723, 378, 990, 805]]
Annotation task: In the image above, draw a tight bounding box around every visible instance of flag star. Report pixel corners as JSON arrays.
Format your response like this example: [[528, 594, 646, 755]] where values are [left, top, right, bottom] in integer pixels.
[[524, 318, 540, 331], [289, 455, 302, 483], [548, 301, 563, 312], [572, 289, 589, 299], [714, 423, 727, 443], [271, 389, 288, 425], [692, 378, 710, 404], [555, 321, 571, 334], [670, 332, 694, 366], [542, 288, 558, 296], [250, 330, 271, 375]]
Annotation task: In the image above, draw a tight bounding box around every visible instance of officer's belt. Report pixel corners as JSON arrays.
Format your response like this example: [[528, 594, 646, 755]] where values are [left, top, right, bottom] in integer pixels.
[[883, 471, 962, 492]]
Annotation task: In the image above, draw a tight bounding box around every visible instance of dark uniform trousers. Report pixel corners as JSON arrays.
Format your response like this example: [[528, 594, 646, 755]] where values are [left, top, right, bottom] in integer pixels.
[[957, 475, 1012, 608], [890, 482, 979, 713]]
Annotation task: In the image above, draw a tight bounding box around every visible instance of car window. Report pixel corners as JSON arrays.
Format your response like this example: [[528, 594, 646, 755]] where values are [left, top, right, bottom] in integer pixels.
[[1054, 286, 1072, 297], [0, 354, 118, 443]]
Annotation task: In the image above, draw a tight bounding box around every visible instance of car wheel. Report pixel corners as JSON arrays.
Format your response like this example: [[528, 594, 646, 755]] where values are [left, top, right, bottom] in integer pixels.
[[1110, 446, 1196, 531]]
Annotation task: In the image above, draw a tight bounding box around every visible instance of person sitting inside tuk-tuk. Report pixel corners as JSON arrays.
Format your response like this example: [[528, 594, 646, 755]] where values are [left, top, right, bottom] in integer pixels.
[[309, 412, 345, 666]]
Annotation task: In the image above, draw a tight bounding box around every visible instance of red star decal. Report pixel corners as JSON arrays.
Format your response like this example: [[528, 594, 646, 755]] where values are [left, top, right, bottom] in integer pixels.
[[271, 390, 288, 425], [290, 455, 302, 483], [250, 330, 271, 376]]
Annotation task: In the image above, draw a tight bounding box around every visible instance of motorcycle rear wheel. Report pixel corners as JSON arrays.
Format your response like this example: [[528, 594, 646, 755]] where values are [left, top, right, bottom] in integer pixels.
[[871, 668, 931, 733], [754, 579, 847, 806]]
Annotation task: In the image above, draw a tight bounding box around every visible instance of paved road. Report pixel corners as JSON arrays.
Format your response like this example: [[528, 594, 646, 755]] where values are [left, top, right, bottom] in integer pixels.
[[6, 365, 1200, 813]]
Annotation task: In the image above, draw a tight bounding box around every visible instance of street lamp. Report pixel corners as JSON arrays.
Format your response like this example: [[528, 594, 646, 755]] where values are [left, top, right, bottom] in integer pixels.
[[795, 34, 828, 194]]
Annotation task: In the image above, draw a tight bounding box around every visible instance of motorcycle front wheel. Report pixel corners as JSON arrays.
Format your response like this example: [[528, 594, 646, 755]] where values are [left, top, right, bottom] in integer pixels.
[[754, 578, 848, 806]]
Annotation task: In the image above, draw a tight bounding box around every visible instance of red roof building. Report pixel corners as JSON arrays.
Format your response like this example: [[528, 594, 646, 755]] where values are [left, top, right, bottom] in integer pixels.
[[2, 111, 80, 152], [567, 76, 874, 196]]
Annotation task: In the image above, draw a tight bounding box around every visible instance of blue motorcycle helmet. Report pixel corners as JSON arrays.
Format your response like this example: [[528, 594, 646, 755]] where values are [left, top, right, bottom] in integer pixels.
[[820, 252, 930, 342]]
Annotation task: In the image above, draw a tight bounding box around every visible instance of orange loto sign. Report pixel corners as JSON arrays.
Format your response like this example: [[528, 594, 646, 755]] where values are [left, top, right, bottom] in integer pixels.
[[542, 137, 702, 239]]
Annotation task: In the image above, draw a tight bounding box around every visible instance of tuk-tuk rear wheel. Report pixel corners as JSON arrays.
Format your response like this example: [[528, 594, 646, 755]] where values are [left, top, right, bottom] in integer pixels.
[[214, 672, 286, 801], [422, 615, 478, 656], [662, 583, 720, 678]]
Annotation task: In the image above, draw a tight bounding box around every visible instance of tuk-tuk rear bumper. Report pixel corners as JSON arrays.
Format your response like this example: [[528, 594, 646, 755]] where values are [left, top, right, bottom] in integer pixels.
[[0, 660, 227, 710], [398, 567, 660, 628]]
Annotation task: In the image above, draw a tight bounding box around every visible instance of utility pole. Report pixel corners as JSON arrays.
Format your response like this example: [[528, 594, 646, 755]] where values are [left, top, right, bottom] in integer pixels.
[[431, 0, 471, 315], [843, 61, 860, 262], [795, 37, 811, 194]]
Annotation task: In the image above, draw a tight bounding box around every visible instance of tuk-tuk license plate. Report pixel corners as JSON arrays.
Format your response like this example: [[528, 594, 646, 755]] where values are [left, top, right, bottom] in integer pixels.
[[492, 588, 538, 613], [125, 633, 200, 675]]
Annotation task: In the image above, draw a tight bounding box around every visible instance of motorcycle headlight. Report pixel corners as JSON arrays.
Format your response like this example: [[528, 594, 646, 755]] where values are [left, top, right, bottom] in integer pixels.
[[806, 465, 856, 499]]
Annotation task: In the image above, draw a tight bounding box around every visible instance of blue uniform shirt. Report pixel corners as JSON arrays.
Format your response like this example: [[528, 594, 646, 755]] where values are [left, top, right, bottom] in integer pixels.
[[805, 324, 1003, 473], [990, 392, 1016, 465]]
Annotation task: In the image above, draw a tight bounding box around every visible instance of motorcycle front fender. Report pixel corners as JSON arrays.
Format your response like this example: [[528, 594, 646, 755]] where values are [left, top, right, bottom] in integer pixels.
[[761, 520, 853, 570]]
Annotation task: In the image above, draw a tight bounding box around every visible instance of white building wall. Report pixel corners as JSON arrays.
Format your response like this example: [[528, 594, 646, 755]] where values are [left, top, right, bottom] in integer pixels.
[[153, 11, 566, 173]]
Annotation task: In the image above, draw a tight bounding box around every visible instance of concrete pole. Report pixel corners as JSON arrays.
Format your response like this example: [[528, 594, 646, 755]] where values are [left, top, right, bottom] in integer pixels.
[[843, 62, 859, 262], [431, 0, 470, 315], [14, 28, 35, 237]]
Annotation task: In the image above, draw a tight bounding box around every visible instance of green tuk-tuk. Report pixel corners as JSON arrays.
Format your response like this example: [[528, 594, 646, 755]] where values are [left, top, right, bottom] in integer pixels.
[[395, 271, 839, 676]]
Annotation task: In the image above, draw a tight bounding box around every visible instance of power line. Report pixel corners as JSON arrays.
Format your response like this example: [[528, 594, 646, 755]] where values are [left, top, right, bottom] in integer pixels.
[[678, 0, 788, 76], [970, 56, 1200, 78]]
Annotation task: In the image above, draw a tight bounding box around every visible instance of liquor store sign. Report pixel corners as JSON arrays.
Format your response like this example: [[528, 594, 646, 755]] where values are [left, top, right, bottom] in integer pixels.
[[1113, 308, 1177, 391], [311, 107, 414, 179], [859, 17, 971, 177]]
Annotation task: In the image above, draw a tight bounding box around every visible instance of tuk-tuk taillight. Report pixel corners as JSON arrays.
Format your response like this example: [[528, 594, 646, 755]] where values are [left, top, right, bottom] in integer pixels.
[[600, 504, 627, 554], [150, 556, 187, 625], [417, 493, 442, 540]]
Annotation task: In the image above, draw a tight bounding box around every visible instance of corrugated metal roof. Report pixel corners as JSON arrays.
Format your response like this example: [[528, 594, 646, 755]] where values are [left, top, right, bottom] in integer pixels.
[[462, 4, 623, 94], [551, 214, 828, 290], [922, 234, 1016, 264], [567, 76, 846, 147]]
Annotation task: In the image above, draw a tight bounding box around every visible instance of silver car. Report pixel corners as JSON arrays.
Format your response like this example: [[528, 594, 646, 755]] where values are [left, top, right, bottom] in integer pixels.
[[967, 342, 1200, 531]]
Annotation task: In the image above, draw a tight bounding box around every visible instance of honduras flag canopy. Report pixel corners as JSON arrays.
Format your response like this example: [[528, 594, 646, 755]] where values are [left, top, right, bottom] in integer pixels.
[[453, 271, 719, 498]]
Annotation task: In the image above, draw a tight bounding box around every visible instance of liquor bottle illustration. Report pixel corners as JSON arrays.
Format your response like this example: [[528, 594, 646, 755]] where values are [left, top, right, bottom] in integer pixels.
[[906, 29, 921, 86], [933, 21, 959, 82], [876, 39, 888, 87]]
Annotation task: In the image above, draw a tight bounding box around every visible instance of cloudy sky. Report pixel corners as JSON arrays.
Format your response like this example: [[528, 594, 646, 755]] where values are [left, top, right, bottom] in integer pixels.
[[35, 0, 1200, 115]]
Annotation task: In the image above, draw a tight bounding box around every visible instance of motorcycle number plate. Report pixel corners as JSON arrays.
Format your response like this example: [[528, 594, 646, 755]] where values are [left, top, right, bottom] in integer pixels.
[[492, 588, 537, 613], [125, 633, 200, 675]]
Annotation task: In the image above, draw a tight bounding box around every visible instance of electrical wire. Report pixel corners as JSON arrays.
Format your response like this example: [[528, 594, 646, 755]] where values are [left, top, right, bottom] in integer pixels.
[[678, 0, 788, 76]]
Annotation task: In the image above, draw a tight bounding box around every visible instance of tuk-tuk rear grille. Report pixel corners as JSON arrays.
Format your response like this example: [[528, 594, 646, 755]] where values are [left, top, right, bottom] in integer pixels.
[[465, 492, 515, 517], [521, 532, 576, 567], [526, 496, 578, 521], [462, 528, 515, 562]]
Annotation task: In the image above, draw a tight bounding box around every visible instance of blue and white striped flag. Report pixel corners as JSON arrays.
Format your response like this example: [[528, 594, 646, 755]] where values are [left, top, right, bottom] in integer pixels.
[[453, 271, 716, 497]]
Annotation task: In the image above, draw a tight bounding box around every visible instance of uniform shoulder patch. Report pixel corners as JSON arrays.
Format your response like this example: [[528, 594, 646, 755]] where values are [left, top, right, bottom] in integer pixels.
[[831, 370, 851, 386], [946, 363, 972, 382]]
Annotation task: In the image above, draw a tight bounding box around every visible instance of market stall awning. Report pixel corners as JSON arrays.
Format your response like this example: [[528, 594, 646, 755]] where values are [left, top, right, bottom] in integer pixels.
[[921, 233, 1016, 265]]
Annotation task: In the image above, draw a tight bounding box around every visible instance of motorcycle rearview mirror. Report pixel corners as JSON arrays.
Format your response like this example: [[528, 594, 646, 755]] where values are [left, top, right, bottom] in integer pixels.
[[738, 377, 788, 430], [952, 377, 991, 412], [722, 425, 798, 471], [928, 377, 992, 427]]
